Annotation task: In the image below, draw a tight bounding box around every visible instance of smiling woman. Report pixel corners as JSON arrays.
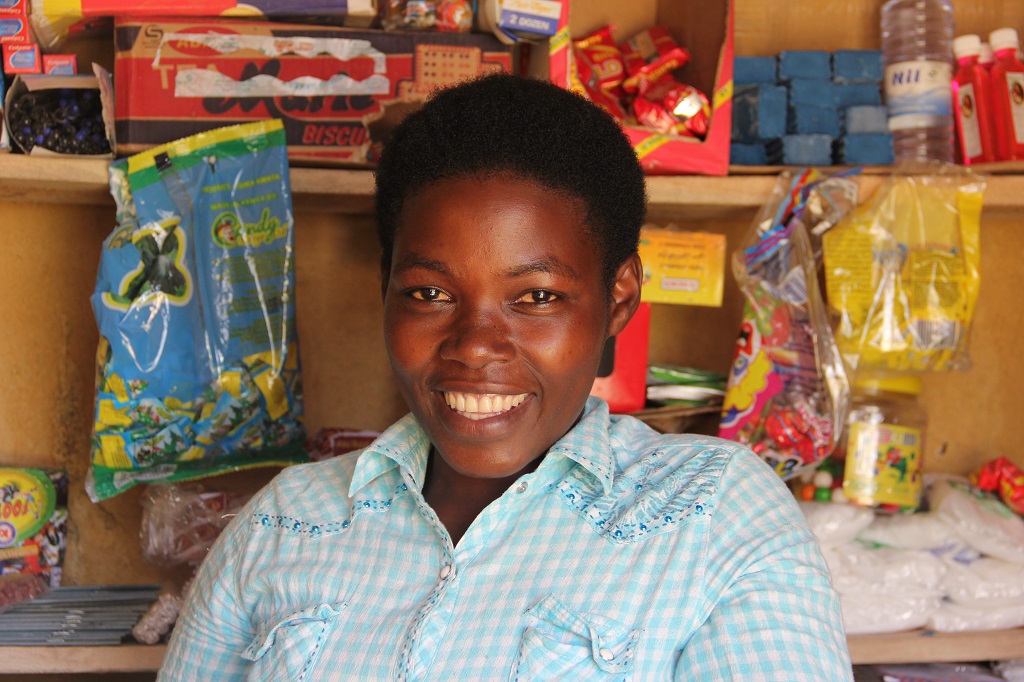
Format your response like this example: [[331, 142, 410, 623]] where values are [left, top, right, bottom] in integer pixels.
[[158, 74, 854, 681]]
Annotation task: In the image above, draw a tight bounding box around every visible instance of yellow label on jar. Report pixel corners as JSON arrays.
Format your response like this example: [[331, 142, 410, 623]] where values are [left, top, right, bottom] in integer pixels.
[[843, 421, 922, 508]]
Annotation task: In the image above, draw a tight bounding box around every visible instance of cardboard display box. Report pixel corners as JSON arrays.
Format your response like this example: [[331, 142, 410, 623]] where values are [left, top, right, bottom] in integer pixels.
[[539, 0, 734, 175], [114, 17, 512, 166], [3, 66, 116, 157]]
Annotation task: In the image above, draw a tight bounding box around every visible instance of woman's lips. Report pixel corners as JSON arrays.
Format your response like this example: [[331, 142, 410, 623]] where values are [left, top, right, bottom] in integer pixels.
[[442, 391, 529, 421]]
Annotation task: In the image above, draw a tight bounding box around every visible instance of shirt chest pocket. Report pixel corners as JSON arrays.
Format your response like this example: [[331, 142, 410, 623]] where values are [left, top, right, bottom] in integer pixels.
[[510, 595, 643, 682], [243, 603, 344, 682]]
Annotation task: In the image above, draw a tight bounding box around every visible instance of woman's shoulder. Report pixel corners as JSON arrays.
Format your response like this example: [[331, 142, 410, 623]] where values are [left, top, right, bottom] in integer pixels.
[[609, 414, 765, 477], [241, 451, 365, 525]]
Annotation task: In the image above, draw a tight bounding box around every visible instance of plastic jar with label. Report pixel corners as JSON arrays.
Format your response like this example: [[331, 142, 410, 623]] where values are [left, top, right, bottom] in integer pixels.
[[841, 374, 927, 512]]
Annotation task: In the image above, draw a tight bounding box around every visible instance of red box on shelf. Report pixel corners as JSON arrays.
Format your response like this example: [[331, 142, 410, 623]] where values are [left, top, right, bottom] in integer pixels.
[[113, 16, 512, 166], [2, 41, 40, 73], [543, 0, 734, 175]]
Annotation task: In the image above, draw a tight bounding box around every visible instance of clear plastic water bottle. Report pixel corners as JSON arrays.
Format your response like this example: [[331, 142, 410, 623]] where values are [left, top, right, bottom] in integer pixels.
[[881, 0, 956, 163]]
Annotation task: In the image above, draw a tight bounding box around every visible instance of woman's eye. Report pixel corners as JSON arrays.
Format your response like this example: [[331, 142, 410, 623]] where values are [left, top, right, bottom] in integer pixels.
[[409, 287, 451, 302], [518, 290, 559, 304]]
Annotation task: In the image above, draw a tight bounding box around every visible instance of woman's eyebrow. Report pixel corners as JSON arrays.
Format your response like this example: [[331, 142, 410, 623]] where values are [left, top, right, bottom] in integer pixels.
[[506, 257, 580, 280], [392, 252, 450, 274]]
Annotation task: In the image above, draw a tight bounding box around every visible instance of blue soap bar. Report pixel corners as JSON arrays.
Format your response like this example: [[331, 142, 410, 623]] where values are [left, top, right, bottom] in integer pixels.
[[758, 85, 787, 138], [734, 55, 777, 84], [731, 140, 784, 165], [782, 134, 834, 165], [788, 105, 842, 136], [731, 84, 787, 142], [788, 79, 837, 108], [833, 50, 884, 82], [837, 133, 894, 165], [778, 50, 831, 80], [844, 105, 889, 134], [730, 142, 768, 165], [835, 82, 882, 108]]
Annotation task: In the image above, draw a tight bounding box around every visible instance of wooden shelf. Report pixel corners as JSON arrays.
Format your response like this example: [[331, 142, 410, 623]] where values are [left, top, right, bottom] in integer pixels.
[[848, 628, 1024, 665], [0, 644, 167, 674], [4, 155, 1024, 217], [2, 630, 1023, 672]]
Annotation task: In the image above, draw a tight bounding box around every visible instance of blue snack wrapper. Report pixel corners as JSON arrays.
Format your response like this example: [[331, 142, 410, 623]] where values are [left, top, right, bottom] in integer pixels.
[[88, 119, 306, 501]]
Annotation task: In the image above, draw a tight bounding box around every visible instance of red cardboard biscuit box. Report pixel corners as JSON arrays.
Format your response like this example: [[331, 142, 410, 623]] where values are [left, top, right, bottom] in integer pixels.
[[114, 17, 512, 166], [544, 0, 734, 175]]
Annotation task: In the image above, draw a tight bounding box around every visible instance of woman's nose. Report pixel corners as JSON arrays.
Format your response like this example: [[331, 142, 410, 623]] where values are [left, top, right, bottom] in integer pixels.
[[439, 305, 515, 369]]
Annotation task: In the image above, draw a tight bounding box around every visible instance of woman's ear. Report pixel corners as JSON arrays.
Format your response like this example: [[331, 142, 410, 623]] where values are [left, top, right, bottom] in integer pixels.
[[607, 252, 643, 338]]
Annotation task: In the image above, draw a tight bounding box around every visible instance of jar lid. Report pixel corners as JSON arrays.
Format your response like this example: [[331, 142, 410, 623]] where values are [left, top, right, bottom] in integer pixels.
[[990, 28, 1019, 53], [854, 374, 923, 395], [954, 34, 981, 58]]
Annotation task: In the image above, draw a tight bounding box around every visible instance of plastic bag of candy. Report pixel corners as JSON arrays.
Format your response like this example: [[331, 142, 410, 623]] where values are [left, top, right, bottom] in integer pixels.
[[382, 0, 473, 32], [87, 120, 306, 501], [823, 167, 984, 373], [0, 467, 67, 587], [719, 169, 855, 479], [139, 484, 251, 567]]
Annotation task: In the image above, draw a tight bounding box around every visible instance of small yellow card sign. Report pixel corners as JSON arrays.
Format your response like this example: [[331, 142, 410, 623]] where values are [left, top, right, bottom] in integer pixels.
[[638, 228, 726, 307]]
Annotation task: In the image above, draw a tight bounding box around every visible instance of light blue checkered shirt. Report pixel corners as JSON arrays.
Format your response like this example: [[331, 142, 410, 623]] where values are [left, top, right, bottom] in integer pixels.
[[159, 398, 852, 681]]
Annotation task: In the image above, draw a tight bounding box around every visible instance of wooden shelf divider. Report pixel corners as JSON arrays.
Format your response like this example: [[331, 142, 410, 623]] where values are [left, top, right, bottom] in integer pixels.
[[3, 629, 1024, 673], [5, 155, 1024, 216]]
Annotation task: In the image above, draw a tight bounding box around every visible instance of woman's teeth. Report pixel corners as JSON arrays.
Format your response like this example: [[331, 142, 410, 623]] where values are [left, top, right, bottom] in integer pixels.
[[443, 391, 528, 420]]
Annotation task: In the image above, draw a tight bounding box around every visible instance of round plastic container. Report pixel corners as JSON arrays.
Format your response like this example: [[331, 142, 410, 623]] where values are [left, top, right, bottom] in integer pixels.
[[841, 375, 927, 511]]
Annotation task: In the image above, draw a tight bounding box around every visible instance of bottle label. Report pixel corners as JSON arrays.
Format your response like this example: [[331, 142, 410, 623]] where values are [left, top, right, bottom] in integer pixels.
[[885, 60, 953, 130], [843, 421, 922, 508], [1006, 71, 1024, 144], [956, 82, 983, 159]]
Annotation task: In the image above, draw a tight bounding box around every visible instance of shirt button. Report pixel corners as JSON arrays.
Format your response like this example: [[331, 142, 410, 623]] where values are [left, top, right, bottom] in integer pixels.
[[516, 482, 528, 494], [599, 648, 614, 662], [439, 564, 452, 579]]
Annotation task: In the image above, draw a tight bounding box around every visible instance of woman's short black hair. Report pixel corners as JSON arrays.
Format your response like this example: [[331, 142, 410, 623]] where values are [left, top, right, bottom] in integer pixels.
[[373, 73, 647, 288]]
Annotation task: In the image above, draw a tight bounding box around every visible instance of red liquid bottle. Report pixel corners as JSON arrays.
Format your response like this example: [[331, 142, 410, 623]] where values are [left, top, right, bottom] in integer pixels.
[[952, 34, 995, 164], [979, 42, 994, 71], [989, 28, 1024, 161]]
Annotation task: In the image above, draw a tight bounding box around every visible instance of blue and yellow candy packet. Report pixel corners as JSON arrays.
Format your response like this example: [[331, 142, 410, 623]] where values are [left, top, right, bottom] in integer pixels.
[[88, 120, 305, 502]]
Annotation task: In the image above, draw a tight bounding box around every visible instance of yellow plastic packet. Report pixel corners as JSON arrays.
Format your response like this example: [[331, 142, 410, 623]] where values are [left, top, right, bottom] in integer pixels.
[[823, 167, 984, 373]]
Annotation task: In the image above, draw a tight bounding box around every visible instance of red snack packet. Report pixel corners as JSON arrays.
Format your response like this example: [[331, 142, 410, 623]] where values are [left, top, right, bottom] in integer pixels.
[[971, 456, 1024, 515], [573, 25, 626, 96], [632, 77, 710, 139], [567, 49, 627, 123], [619, 25, 690, 95]]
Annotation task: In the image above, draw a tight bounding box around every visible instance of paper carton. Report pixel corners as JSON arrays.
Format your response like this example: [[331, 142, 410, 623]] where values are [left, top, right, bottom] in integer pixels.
[[114, 16, 512, 166], [542, 0, 734, 175]]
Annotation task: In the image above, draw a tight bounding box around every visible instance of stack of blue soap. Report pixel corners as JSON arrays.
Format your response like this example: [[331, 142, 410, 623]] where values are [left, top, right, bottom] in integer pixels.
[[730, 49, 893, 166]]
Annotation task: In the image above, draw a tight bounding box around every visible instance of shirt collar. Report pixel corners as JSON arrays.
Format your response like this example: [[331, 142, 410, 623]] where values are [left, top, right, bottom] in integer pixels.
[[348, 397, 616, 497]]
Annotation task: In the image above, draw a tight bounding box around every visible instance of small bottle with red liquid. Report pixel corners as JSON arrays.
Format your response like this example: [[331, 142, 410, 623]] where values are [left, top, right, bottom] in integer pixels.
[[952, 34, 995, 164], [979, 42, 994, 71], [988, 28, 1024, 161]]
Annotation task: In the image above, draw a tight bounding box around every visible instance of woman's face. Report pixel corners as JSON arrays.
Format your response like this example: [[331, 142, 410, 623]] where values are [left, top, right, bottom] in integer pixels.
[[382, 174, 639, 481]]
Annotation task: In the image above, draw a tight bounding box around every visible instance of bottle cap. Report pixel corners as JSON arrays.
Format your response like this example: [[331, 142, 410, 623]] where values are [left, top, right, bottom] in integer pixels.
[[980, 42, 995, 65], [953, 34, 981, 59], [854, 374, 923, 396], [989, 28, 1020, 53]]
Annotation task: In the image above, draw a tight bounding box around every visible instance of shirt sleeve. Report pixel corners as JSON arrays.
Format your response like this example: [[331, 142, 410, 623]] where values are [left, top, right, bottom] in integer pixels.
[[157, 495, 260, 682], [674, 449, 853, 681]]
